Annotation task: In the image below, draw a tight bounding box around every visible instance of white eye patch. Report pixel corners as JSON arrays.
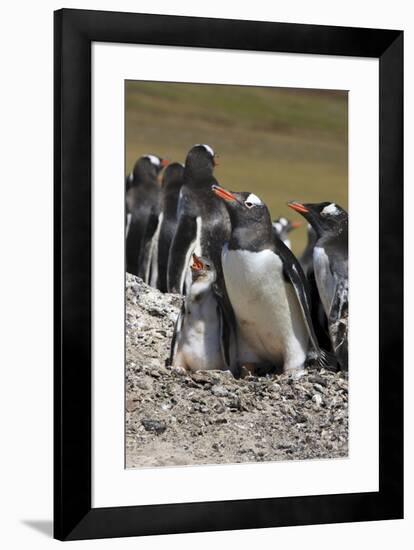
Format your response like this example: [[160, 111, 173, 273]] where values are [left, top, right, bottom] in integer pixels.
[[273, 222, 282, 233], [245, 193, 263, 206], [279, 217, 288, 226], [195, 144, 215, 157], [321, 203, 339, 216], [144, 154, 161, 166]]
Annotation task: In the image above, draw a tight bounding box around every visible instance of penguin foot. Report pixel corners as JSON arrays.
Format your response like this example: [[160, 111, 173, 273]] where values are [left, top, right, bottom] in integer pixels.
[[307, 349, 339, 371], [240, 363, 257, 378]]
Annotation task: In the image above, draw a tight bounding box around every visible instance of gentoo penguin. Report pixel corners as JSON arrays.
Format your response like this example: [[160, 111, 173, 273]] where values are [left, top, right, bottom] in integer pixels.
[[125, 154, 167, 193], [167, 144, 231, 294], [212, 185, 335, 373], [288, 201, 348, 370], [169, 254, 235, 373], [150, 163, 185, 292], [125, 155, 167, 277], [272, 217, 301, 249]]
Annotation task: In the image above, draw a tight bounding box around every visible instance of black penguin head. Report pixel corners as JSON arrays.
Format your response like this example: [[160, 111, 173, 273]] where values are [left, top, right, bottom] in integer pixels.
[[190, 254, 216, 285], [161, 162, 184, 188], [130, 154, 168, 183], [212, 185, 271, 226], [185, 144, 217, 178], [288, 201, 348, 237]]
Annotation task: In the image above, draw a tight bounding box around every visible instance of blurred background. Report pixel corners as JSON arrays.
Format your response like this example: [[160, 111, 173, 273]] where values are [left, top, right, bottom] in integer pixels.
[[125, 81, 348, 254]]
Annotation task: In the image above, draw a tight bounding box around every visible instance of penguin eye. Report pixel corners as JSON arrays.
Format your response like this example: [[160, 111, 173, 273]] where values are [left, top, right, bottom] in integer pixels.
[[244, 201, 254, 209]]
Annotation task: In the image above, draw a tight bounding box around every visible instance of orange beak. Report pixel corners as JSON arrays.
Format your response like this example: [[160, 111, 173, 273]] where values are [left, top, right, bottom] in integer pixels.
[[191, 254, 204, 271], [288, 201, 309, 214], [161, 158, 169, 167], [291, 221, 302, 229], [212, 184, 236, 202]]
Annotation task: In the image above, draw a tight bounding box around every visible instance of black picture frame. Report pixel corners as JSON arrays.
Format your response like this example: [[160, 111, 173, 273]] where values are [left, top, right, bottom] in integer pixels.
[[54, 8, 403, 541]]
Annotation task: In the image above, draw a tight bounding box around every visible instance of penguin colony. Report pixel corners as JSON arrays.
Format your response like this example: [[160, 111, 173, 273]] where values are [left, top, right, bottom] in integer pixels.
[[126, 144, 349, 376]]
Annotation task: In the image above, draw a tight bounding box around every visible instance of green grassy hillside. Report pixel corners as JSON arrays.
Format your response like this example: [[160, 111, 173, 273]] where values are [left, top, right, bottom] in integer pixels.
[[125, 81, 348, 254]]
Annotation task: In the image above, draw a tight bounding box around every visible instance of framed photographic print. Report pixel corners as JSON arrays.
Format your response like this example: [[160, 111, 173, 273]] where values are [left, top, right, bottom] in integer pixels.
[[54, 9, 403, 541]]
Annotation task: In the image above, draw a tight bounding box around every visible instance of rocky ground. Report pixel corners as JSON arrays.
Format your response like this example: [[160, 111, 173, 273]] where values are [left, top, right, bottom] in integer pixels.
[[125, 274, 348, 468]]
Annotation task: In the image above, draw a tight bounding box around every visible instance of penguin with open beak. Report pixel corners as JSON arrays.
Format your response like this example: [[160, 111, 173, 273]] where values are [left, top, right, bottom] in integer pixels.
[[212, 185, 335, 373], [288, 201, 348, 370], [168, 254, 236, 373], [167, 144, 231, 295]]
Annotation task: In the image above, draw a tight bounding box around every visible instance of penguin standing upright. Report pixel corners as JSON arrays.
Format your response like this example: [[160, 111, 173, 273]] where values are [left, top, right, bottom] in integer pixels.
[[288, 201, 348, 370], [272, 217, 301, 249], [212, 185, 333, 373], [167, 145, 231, 294], [169, 254, 235, 373], [125, 155, 167, 276], [151, 163, 185, 292]]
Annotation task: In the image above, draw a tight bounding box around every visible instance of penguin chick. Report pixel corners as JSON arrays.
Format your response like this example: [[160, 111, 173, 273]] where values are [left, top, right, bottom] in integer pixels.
[[169, 254, 233, 373]]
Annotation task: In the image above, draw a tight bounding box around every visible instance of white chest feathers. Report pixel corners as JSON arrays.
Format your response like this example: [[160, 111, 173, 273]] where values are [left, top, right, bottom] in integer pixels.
[[222, 248, 308, 370], [313, 246, 335, 316], [174, 288, 226, 372]]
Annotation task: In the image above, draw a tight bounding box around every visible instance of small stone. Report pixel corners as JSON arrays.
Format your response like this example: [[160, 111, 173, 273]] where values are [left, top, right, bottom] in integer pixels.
[[211, 385, 229, 398], [171, 366, 186, 376], [309, 375, 327, 387], [126, 399, 139, 412], [136, 377, 152, 390], [290, 370, 306, 381], [211, 417, 227, 425], [227, 395, 241, 410], [141, 419, 167, 434], [312, 394, 323, 407], [191, 371, 212, 384], [336, 379, 348, 392]]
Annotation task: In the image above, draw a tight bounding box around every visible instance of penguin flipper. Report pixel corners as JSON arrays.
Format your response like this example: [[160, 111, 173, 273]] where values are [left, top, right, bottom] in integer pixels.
[[157, 217, 175, 293], [137, 211, 159, 283], [285, 262, 339, 371], [281, 257, 317, 344], [167, 214, 197, 294], [167, 301, 185, 367], [125, 216, 145, 276], [214, 284, 236, 372]]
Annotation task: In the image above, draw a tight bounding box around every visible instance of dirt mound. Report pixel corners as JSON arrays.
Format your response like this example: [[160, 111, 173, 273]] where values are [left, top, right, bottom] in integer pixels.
[[125, 274, 348, 468]]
